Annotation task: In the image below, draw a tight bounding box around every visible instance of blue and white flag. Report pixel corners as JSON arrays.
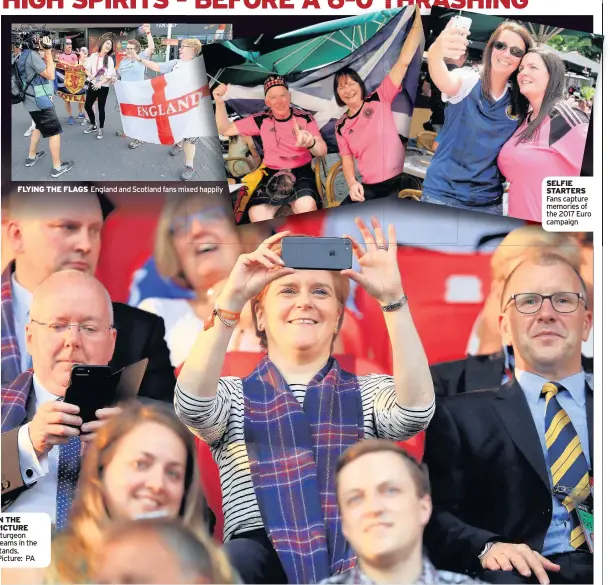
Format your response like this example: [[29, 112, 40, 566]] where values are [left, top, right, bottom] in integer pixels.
[[220, 6, 423, 153]]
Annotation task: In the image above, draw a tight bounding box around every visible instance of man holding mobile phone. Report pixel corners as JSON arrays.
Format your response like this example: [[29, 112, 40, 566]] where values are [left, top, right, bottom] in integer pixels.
[[1, 271, 130, 529]]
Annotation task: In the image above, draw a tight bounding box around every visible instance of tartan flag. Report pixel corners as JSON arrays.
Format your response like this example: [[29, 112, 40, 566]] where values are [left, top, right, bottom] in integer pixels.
[[56, 62, 88, 104], [114, 56, 216, 145], [221, 6, 423, 152]]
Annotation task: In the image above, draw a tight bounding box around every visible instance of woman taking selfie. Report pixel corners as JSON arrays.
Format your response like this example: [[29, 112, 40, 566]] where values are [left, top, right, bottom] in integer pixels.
[[83, 39, 115, 140], [175, 217, 435, 584], [422, 19, 534, 214], [334, 7, 423, 204], [45, 403, 228, 584], [497, 47, 590, 222]]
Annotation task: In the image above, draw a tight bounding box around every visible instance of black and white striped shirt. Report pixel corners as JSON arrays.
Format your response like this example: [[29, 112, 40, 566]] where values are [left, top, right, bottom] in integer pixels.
[[175, 374, 435, 541]]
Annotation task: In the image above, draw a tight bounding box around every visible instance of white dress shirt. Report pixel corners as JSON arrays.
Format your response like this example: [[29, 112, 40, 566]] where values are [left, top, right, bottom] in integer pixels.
[[10, 273, 33, 372], [10, 376, 61, 524]]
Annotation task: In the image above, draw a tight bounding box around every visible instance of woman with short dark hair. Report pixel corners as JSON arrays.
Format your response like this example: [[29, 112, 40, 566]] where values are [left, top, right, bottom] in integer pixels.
[[333, 8, 423, 204]]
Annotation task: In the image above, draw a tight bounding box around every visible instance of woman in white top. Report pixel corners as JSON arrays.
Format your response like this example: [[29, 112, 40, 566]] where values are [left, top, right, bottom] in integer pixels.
[[83, 39, 116, 140], [174, 219, 435, 584], [138, 192, 262, 368]]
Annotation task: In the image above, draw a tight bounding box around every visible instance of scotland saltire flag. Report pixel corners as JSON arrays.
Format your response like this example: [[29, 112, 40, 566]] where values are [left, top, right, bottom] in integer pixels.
[[221, 6, 423, 153]]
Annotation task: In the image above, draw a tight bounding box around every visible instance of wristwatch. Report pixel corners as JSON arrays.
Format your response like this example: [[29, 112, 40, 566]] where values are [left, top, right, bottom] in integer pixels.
[[478, 541, 497, 560], [380, 294, 408, 312]]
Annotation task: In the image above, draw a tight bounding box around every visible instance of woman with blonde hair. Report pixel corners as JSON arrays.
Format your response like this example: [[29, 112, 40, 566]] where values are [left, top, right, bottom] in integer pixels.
[[45, 403, 226, 584], [175, 217, 435, 584], [138, 192, 262, 368]]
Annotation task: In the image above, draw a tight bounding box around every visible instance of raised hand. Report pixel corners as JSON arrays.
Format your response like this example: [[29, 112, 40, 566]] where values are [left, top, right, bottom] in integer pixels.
[[433, 17, 470, 60], [215, 231, 296, 313], [341, 217, 404, 305], [293, 117, 315, 149], [348, 183, 365, 202], [213, 83, 229, 101], [141, 23, 151, 34]]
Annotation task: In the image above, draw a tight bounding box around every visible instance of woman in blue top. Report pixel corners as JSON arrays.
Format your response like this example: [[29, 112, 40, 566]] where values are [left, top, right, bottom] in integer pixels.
[[422, 19, 534, 215]]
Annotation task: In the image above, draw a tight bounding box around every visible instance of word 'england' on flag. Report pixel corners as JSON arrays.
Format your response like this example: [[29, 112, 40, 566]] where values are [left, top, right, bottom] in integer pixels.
[[221, 6, 422, 153], [114, 56, 217, 146]]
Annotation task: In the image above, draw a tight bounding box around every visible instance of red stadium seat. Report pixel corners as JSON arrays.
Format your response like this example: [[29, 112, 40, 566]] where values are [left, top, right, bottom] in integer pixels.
[[355, 246, 493, 370]]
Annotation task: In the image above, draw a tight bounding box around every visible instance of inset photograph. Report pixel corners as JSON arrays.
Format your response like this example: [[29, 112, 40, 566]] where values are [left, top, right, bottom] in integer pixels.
[[202, 6, 425, 224], [11, 23, 232, 181], [409, 8, 601, 222]]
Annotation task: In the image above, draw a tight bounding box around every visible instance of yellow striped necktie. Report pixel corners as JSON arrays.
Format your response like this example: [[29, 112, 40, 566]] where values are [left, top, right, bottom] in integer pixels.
[[542, 382, 590, 550]]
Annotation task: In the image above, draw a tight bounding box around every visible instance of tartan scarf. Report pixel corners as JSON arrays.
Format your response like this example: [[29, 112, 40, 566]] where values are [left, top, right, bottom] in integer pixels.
[[2, 369, 33, 432], [1, 262, 22, 388], [243, 355, 363, 584]]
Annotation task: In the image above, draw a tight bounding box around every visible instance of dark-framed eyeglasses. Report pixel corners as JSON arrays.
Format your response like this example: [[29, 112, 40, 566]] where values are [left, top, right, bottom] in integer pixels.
[[30, 319, 115, 338], [503, 292, 586, 314], [492, 40, 526, 59]]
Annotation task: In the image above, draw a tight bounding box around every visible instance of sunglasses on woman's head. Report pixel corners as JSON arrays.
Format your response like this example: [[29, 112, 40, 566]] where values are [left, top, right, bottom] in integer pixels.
[[492, 41, 526, 58]]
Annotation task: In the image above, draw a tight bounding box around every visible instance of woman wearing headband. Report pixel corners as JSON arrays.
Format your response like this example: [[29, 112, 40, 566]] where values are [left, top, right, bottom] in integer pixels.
[[175, 218, 435, 584], [422, 19, 534, 214]]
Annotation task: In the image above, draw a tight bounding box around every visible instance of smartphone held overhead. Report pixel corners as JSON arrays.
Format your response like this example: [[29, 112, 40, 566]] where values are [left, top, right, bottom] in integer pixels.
[[281, 237, 353, 271]]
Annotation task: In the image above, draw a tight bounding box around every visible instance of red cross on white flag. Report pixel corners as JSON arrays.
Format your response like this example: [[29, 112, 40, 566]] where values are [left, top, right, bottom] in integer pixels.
[[114, 56, 216, 146]]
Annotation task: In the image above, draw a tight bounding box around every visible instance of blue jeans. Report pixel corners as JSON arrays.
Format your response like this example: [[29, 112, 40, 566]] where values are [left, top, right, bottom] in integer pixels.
[[421, 192, 504, 216]]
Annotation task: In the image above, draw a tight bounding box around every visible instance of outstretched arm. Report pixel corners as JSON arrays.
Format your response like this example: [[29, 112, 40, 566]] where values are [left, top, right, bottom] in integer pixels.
[[388, 7, 424, 88]]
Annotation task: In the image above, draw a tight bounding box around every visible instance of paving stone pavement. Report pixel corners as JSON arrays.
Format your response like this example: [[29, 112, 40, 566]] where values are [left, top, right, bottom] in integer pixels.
[[12, 87, 227, 183]]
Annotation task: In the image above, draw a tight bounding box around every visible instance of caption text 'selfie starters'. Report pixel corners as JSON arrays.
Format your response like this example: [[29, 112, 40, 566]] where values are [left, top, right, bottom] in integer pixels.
[[3, 0, 529, 11]]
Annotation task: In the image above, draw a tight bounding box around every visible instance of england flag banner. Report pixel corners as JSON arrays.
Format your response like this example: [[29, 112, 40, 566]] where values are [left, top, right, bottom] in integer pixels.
[[114, 57, 216, 145], [221, 6, 422, 153]]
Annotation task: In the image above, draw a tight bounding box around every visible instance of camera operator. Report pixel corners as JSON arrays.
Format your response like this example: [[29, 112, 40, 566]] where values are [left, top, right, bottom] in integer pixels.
[[16, 33, 74, 178]]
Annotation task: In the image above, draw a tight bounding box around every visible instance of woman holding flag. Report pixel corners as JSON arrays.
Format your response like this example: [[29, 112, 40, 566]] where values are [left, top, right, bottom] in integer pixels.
[[135, 38, 204, 181], [83, 39, 116, 140], [333, 6, 423, 204], [174, 218, 435, 583]]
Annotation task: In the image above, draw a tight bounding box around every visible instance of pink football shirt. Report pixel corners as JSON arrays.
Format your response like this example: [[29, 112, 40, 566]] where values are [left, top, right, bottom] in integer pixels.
[[335, 75, 405, 185], [235, 108, 321, 170], [498, 103, 589, 223]]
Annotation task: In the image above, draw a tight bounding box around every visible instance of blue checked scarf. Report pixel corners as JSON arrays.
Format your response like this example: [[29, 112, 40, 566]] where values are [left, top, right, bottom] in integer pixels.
[[243, 355, 363, 584]]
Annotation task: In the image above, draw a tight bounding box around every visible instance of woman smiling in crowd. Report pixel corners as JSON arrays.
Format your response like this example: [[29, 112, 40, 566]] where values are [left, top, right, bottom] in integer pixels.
[[334, 8, 423, 204], [422, 19, 534, 214], [497, 47, 590, 222], [175, 218, 435, 584]]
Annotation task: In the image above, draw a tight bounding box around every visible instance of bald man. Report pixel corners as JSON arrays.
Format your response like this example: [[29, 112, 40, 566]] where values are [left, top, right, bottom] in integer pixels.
[[424, 252, 593, 584], [1, 192, 175, 401], [1, 271, 130, 521]]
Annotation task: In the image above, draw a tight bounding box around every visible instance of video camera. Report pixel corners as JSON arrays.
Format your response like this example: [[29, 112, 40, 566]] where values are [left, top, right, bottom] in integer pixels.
[[12, 27, 59, 51]]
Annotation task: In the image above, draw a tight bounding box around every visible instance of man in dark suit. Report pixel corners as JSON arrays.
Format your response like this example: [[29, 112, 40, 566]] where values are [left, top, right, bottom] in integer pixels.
[[424, 252, 593, 584], [1, 192, 175, 402], [1, 271, 136, 520]]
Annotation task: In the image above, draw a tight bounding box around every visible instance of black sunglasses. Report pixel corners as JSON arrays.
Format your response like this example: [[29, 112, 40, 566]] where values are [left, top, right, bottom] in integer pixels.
[[492, 40, 526, 59]]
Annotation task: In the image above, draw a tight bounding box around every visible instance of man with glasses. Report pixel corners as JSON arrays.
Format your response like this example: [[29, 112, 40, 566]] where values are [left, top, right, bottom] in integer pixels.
[[424, 251, 593, 584], [1, 271, 122, 520], [1, 191, 175, 401]]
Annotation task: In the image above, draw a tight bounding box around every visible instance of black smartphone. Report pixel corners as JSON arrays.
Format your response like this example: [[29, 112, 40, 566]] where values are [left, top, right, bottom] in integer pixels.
[[63, 365, 113, 425], [282, 236, 352, 271]]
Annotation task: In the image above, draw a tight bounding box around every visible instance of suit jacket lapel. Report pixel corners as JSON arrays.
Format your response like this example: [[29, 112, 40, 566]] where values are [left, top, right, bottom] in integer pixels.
[[1, 262, 21, 387], [494, 379, 550, 490], [465, 352, 504, 392], [586, 383, 593, 476]]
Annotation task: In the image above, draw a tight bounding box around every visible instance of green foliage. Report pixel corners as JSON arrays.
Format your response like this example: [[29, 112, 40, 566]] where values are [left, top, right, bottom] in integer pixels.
[[580, 85, 595, 100], [546, 34, 602, 63]]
